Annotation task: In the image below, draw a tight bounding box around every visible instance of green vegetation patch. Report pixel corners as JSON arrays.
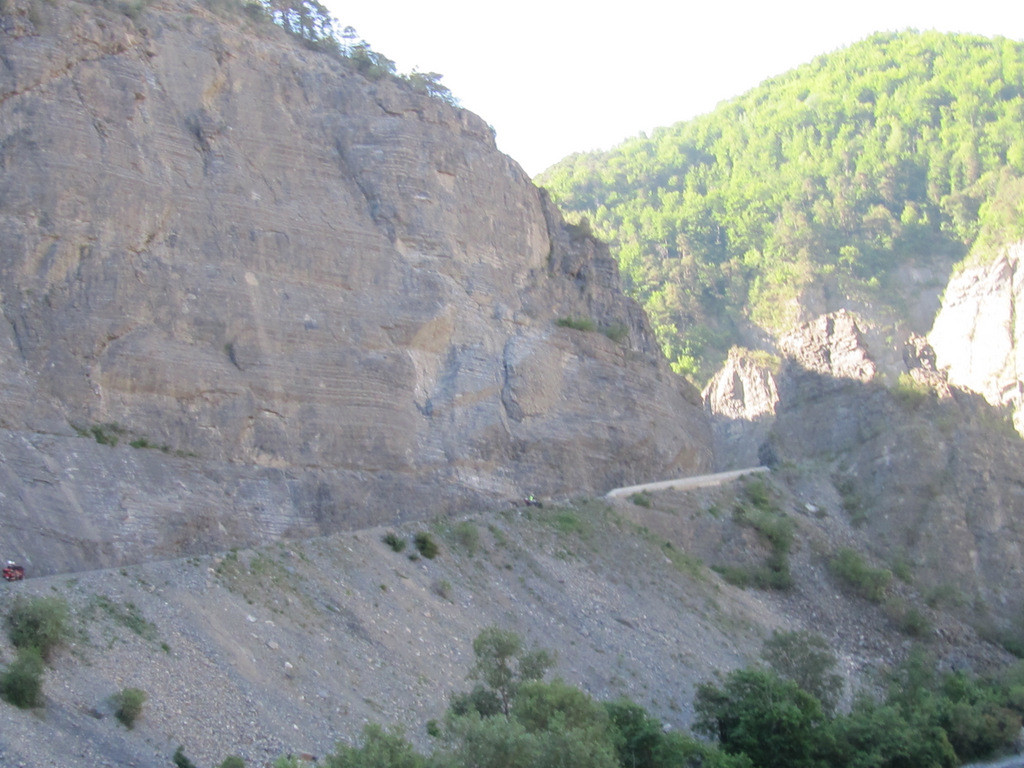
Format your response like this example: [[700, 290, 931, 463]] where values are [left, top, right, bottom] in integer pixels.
[[190, 0, 459, 105], [628, 491, 652, 508], [127, 436, 176, 453], [735, 347, 783, 374], [892, 372, 933, 409], [834, 473, 868, 527], [445, 520, 481, 556], [214, 549, 306, 611], [714, 477, 794, 590], [548, 510, 588, 536], [262, 626, 1024, 768], [762, 629, 844, 716], [660, 541, 705, 580], [113, 686, 147, 728], [414, 532, 439, 559], [828, 547, 892, 602], [535, 498, 620, 544], [87, 595, 158, 642], [173, 746, 198, 768], [555, 316, 630, 343], [0, 647, 45, 709], [5, 595, 70, 661], [601, 322, 629, 343], [556, 316, 597, 333], [72, 421, 126, 447], [888, 601, 932, 637], [71, 419, 192, 456]]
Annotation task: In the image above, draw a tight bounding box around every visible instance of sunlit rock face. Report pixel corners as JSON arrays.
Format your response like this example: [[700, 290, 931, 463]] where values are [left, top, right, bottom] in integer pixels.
[[702, 348, 780, 468], [929, 242, 1024, 434], [0, 0, 711, 574]]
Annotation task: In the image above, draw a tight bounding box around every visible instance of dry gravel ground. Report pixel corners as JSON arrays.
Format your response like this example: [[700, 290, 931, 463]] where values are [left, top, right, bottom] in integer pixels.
[[0, 479, 1014, 768]]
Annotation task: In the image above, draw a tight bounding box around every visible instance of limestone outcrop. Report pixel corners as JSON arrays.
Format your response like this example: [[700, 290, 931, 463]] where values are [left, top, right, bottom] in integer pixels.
[[0, 0, 710, 574], [777, 310, 877, 384], [928, 242, 1024, 434], [702, 348, 779, 468]]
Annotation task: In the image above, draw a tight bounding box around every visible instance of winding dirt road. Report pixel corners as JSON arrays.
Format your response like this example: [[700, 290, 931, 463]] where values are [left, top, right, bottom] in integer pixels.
[[605, 466, 769, 498]]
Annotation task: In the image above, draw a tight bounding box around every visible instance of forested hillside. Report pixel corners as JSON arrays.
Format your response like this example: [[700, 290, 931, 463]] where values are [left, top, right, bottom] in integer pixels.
[[539, 31, 1024, 382]]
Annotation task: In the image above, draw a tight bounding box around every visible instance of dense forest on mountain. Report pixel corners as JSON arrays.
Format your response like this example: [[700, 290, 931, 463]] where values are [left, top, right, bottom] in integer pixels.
[[539, 31, 1024, 382]]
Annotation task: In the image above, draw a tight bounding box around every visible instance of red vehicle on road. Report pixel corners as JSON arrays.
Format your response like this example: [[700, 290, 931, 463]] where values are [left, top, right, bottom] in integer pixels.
[[3, 561, 25, 581]]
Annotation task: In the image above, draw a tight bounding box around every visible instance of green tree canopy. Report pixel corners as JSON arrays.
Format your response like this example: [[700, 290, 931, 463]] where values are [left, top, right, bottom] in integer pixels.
[[694, 667, 830, 768], [462, 626, 554, 717], [322, 724, 426, 768], [761, 629, 844, 715]]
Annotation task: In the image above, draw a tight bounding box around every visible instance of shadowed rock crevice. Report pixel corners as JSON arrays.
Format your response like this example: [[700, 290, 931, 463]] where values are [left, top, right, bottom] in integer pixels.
[[704, 309, 1024, 632]]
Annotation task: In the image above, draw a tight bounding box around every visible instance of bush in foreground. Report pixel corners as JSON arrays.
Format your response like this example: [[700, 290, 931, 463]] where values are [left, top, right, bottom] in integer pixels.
[[173, 746, 198, 768], [761, 629, 843, 715], [0, 646, 45, 708], [414, 532, 439, 559], [113, 686, 148, 728], [5, 595, 70, 660]]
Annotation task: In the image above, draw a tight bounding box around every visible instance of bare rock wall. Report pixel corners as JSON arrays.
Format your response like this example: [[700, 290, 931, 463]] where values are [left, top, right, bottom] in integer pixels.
[[928, 242, 1024, 433], [0, 0, 710, 574]]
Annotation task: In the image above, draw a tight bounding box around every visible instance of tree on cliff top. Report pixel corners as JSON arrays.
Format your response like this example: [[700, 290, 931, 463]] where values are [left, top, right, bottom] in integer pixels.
[[261, 0, 334, 44], [236, 0, 456, 102]]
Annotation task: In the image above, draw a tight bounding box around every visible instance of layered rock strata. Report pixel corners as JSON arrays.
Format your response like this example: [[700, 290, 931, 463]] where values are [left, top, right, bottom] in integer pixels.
[[0, 0, 710, 574]]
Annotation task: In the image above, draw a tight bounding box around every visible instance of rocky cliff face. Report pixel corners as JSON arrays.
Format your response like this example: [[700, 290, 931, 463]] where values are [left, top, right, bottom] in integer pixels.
[[703, 311, 875, 469], [701, 348, 779, 468], [928, 241, 1024, 434], [0, 0, 710, 575]]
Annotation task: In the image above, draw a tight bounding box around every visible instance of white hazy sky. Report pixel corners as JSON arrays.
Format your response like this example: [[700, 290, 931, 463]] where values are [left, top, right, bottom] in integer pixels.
[[323, 1, 1024, 177]]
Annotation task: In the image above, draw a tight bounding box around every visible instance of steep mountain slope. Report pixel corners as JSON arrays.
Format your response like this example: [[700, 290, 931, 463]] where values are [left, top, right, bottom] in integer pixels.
[[2, 6, 1024, 765], [0, 492, 1012, 768], [0, 0, 709, 575], [539, 31, 1024, 382], [705, 311, 1024, 639]]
